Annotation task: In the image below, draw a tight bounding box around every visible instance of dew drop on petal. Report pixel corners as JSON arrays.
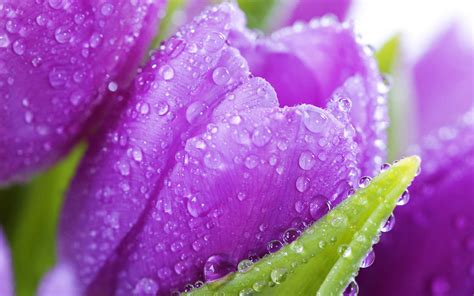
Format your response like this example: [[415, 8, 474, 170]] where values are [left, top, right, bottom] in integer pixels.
[[298, 151, 315, 170], [133, 278, 159, 295], [212, 66, 230, 85], [343, 280, 359, 296], [237, 259, 253, 273], [159, 65, 174, 80], [282, 228, 299, 244], [267, 240, 283, 253], [203, 255, 233, 281], [295, 176, 310, 192]]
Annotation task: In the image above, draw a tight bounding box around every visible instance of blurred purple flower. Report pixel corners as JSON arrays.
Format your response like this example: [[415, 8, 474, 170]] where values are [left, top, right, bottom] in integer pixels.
[[358, 26, 474, 295], [58, 3, 387, 295], [0, 230, 13, 296], [0, 0, 166, 185]]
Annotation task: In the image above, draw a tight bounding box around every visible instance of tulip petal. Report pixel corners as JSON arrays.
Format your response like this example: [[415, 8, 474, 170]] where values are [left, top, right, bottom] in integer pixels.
[[0, 230, 13, 296], [37, 264, 80, 296], [231, 17, 388, 176], [358, 114, 474, 295], [60, 3, 386, 294], [282, 0, 351, 27], [413, 25, 474, 136], [0, 0, 166, 184]]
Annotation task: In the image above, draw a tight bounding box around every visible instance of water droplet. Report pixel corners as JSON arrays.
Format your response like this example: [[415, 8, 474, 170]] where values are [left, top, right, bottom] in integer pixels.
[[270, 268, 287, 284], [252, 281, 266, 292], [229, 115, 241, 125], [108, 81, 118, 92], [358, 176, 372, 188], [296, 176, 310, 193], [24, 111, 33, 123], [156, 102, 169, 116], [381, 214, 395, 232], [338, 98, 352, 112], [70, 92, 83, 106], [360, 249, 375, 268], [13, 40, 26, 55], [303, 109, 328, 133], [251, 126, 272, 147], [299, 151, 316, 170], [212, 66, 230, 85], [237, 259, 253, 273], [380, 163, 391, 172], [187, 196, 210, 218], [204, 31, 225, 53], [140, 103, 150, 115], [89, 33, 102, 48], [133, 278, 159, 295], [186, 102, 206, 123], [100, 3, 114, 16], [267, 240, 283, 253], [0, 33, 10, 48], [237, 192, 246, 201], [282, 228, 299, 244], [132, 148, 143, 162], [338, 245, 352, 258], [239, 288, 255, 296], [377, 75, 391, 94], [203, 255, 233, 281], [159, 65, 174, 80], [54, 26, 71, 43], [117, 161, 130, 176], [397, 189, 410, 206], [36, 14, 47, 26], [343, 280, 359, 296], [310, 195, 331, 220], [244, 155, 258, 169], [48, 0, 65, 9], [49, 68, 67, 88]]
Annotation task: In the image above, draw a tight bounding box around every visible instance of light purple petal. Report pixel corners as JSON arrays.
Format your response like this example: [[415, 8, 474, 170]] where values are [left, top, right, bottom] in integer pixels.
[[60, 3, 385, 294], [282, 0, 351, 26], [0, 0, 166, 185], [37, 263, 80, 296], [0, 230, 13, 296], [414, 25, 474, 137], [358, 114, 474, 295]]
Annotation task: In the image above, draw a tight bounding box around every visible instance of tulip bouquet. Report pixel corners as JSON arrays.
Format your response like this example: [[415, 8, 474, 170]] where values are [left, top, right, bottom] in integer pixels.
[[0, 0, 472, 295]]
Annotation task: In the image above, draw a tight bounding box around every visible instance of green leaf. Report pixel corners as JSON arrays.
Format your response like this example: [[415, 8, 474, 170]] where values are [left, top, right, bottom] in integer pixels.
[[188, 156, 421, 295], [0, 145, 85, 296], [237, 0, 277, 29], [375, 36, 416, 161]]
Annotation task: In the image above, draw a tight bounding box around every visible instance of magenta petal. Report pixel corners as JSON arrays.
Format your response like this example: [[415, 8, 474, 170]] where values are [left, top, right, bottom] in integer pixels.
[[0, 0, 166, 184], [37, 264, 80, 296], [414, 25, 474, 137], [60, 3, 385, 294], [0, 230, 13, 296], [358, 116, 474, 295]]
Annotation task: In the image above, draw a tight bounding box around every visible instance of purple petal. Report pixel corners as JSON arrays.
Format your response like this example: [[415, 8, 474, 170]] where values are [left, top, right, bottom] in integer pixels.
[[0, 0, 166, 185], [59, 3, 385, 294], [37, 264, 80, 296], [358, 115, 474, 295], [0, 230, 13, 296], [231, 17, 388, 175], [282, 0, 351, 26], [413, 25, 474, 137]]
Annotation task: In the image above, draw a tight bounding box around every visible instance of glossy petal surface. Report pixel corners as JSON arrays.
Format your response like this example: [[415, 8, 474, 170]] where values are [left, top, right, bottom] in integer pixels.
[[60, 3, 386, 294], [0, 230, 13, 296], [0, 0, 166, 184], [358, 115, 474, 295], [284, 0, 351, 26]]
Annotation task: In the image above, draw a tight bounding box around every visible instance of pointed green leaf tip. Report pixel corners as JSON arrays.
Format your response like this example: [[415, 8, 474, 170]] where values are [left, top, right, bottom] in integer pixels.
[[188, 156, 421, 296]]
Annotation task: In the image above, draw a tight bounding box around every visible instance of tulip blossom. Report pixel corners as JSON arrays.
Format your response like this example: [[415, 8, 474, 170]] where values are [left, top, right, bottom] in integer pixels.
[[0, 0, 166, 185], [58, 2, 390, 294], [358, 27, 474, 295]]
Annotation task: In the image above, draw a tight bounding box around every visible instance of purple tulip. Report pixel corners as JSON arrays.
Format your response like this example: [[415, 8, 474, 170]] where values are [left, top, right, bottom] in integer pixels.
[[358, 26, 474, 295], [58, 3, 388, 294], [0, 0, 166, 185]]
